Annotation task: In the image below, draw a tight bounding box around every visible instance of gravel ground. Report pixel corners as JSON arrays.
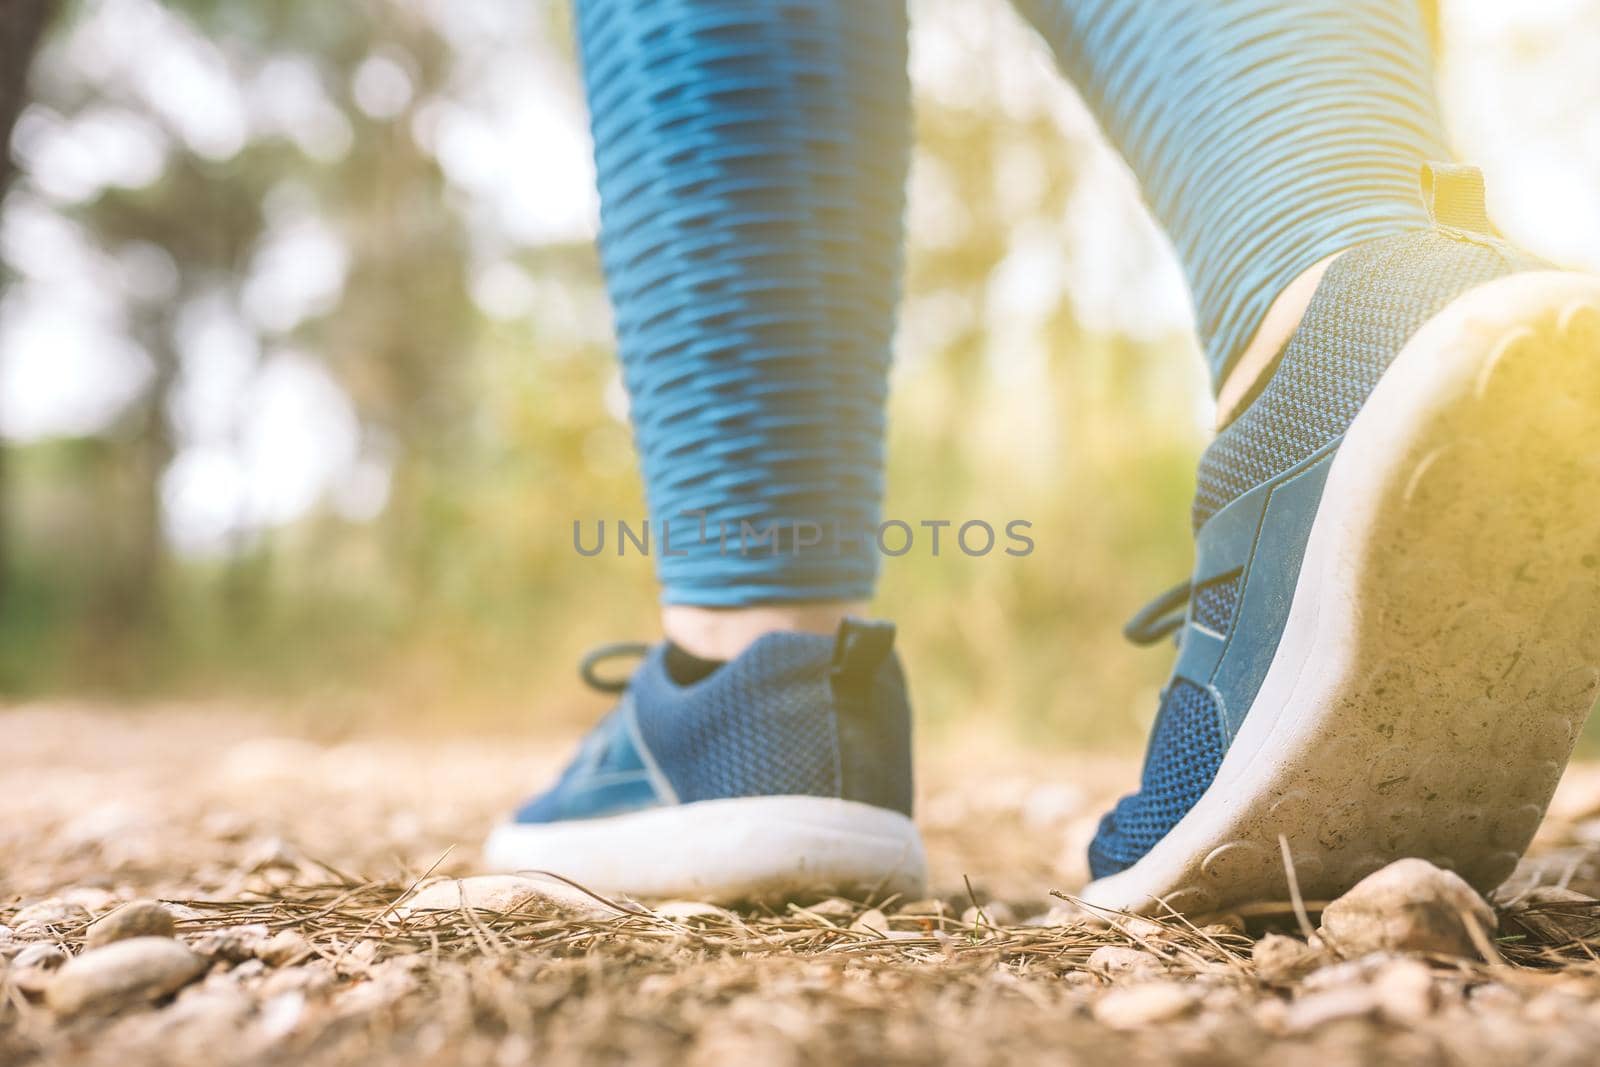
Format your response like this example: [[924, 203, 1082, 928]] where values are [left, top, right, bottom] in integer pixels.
[[7, 704, 1600, 1066]]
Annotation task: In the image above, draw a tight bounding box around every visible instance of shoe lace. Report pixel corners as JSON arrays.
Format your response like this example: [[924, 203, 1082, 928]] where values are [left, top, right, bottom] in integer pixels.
[[1122, 579, 1191, 647], [578, 642, 651, 694]]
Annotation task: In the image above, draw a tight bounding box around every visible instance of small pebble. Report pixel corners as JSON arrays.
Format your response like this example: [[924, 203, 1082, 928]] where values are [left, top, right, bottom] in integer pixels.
[[1525, 990, 1585, 1025], [60, 887, 119, 914], [242, 837, 301, 872], [331, 939, 382, 978], [1252, 996, 1289, 1032], [1026, 900, 1111, 929], [1118, 917, 1167, 941], [188, 924, 270, 964], [982, 901, 1018, 926], [259, 929, 313, 967], [960, 902, 1017, 929], [1319, 859, 1495, 958], [1091, 983, 1195, 1029], [803, 898, 857, 919], [397, 875, 620, 921], [850, 909, 890, 935], [897, 899, 949, 917], [335, 962, 417, 1013], [1251, 933, 1327, 984], [166, 985, 255, 1033], [259, 960, 335, 998], [652, 900, 736, 924], [10, 943, 69, 995], [1468, 983, 1522, 1012], [1087, 945, 1162, 979], [1285, 987, 1378, 1033], [13, 943, 68, 969], [254, 990, 307, 1042], [1301, 951, 1406, 991], [1372, 958, 1436, 1024], [86, 901, 176, 948], [230, 959, 267, 981], [1198, 913, 1246, 935], [46, 937, 205, 1016], [11, 899, 91, 939]]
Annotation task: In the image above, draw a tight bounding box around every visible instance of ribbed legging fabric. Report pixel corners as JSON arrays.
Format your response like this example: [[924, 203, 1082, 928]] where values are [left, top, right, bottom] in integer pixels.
[[576, 0, 909, 605], [575, 0, 1449, 606], [1012, 0, 1449, 388]]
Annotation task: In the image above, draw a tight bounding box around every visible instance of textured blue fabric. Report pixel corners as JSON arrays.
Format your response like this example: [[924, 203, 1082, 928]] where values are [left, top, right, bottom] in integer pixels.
[[1014, 0, 1449, 386], [512, 705, 663, 823], [1193, 228, 1545, 528], [580, 0, 1462, 604], [1090, 680, 1228, 879], [1189, 569, 1242, 635], [1090, 220, 1542, 878], [575, 0, 909, 606], [512, 627, 915, 824], [631, 638, 845, 801]]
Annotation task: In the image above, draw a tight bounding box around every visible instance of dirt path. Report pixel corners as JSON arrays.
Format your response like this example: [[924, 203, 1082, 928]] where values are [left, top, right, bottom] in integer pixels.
[[6, 705, 1600, 1065]]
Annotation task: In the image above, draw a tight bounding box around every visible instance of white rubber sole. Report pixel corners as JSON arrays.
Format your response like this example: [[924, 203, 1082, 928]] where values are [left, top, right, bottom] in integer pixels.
[[482, 795, 927, 904], [1084, 271, 1600, 917]]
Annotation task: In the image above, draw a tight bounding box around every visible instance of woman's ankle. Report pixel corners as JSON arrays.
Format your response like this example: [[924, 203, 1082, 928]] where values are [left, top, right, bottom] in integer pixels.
[[1215, 251, 1343, 429], [662, 601, 865, 661]]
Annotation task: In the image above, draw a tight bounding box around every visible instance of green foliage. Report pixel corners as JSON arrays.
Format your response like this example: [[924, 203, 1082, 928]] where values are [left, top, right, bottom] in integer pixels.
[[0, 0, 1219, 747]]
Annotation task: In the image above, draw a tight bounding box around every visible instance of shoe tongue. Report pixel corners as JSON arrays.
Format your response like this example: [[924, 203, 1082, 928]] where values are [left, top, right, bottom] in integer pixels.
[[663, 642, 724, 686]]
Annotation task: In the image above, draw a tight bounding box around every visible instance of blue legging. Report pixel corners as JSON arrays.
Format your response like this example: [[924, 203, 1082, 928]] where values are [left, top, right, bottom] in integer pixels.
[[575, 0, 1446, 607]]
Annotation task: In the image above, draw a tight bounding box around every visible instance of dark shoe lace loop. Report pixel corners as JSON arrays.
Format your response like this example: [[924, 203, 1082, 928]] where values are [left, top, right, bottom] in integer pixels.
[[1122, 580, 1191, 647], [578, 642, 651, 694]]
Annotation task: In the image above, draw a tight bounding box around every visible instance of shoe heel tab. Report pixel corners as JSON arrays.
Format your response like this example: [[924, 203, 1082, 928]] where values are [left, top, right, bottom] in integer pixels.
[[830, 617, 896, 691], [1421, 161, 1494, 237], [830, 618, 913, 816]]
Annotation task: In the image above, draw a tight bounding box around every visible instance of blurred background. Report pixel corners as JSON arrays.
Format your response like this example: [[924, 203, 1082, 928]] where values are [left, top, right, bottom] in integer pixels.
[[0, 0, 1597, 749]]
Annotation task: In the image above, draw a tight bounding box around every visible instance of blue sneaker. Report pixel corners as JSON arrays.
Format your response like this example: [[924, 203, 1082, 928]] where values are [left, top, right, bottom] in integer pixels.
[[1083, 164, 1600, 915], [483, 619, 926, 903]]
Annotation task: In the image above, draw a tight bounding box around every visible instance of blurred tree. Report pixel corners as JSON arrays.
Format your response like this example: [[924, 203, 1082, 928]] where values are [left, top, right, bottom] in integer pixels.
[[0, 0, 52, 192], [4, 0, 518, 682], [0, 0, 1204, 738], [0, 0, 56, 610]]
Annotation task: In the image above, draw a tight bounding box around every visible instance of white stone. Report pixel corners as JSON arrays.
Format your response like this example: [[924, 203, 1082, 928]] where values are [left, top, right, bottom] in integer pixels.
[[12, 899, 91, 937], [1319, 859, 1495, 958], [1372, 958, 1436, 1023], [46, 937, 205, 1016], [1086, 944, 1161, 979], [850, 908, 890, 935], [86, 901, 176, 948], [653, 900, 736, 924], [1285, 987, 1379, 1033], [396, 874, 621, 921], [187, 923, 271, 963], [259, 929, 313, 966], [1091, 983, 1195, 1029], [9, 943, 68, 995], [1251, 933, 1327, 984]]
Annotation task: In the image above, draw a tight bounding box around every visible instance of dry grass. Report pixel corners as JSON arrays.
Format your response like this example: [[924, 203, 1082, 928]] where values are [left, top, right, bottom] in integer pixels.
[[8, 705, 1600, 1066]]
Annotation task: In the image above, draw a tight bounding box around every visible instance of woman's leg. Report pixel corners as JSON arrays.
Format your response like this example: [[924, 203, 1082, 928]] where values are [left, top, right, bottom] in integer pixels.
[[482, 1, 924, 899], [576, 0, 910, 655], [1013, 0, 1447, 390], [1015, 0, 1600, 913]]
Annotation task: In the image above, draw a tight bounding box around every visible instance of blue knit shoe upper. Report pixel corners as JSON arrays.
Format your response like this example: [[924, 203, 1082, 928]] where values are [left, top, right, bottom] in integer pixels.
[[1089, 164, 1548, 879], [509, 619, 914, 827]]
